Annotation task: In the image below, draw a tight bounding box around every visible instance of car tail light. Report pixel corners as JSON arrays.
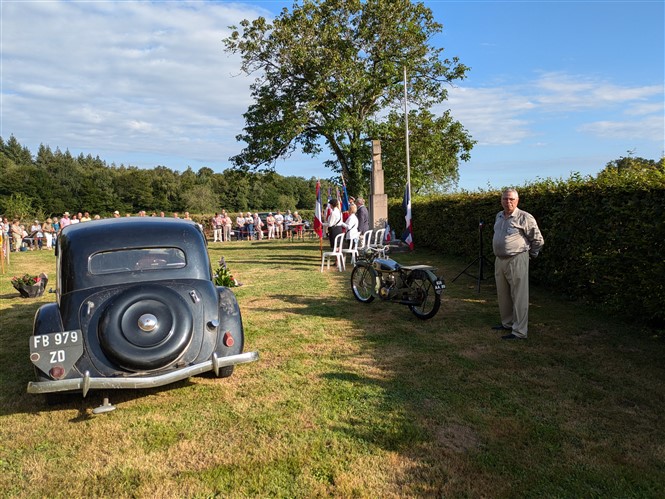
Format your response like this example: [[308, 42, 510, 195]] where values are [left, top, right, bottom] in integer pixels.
[[223, 331, 234, 347]]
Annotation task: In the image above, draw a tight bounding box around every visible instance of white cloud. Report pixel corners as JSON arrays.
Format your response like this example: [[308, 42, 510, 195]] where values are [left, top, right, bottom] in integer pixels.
[[128, 120, 154, 133], [72, 106, 106, 125], [625, 102, 664, 116], [1, 0, 261, 168], [578, 115, 665, 142], [534, 72, 663, 109], [446, 72, 664, 147], [444, 87, 536, 146]]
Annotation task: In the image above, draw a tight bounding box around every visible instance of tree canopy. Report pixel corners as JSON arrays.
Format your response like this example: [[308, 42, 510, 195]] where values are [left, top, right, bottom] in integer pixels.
[[368, 109, 475, 197], [223, 0, 472, 197], [598, 153, 664, 178]]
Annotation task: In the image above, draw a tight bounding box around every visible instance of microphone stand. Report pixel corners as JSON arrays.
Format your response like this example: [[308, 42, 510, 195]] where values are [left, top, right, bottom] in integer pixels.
[[452, 220, 494, 293]]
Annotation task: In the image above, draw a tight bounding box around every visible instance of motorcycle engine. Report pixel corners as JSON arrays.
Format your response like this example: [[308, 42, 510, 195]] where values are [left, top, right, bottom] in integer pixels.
[[378, 273, 397, 300]]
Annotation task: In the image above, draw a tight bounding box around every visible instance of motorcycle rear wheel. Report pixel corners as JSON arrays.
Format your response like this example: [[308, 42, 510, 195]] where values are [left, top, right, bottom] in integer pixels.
[[351, 265, 376, 303], [408, 275, 441, 320]]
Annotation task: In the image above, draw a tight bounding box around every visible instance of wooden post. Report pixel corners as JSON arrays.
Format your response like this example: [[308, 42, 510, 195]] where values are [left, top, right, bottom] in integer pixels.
[[0, 234, 4, 274]]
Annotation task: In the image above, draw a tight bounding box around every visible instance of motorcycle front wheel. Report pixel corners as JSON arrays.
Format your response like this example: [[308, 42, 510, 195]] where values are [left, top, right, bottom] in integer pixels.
[[351, 264, 376, 303], [408, 274, 441, 320]]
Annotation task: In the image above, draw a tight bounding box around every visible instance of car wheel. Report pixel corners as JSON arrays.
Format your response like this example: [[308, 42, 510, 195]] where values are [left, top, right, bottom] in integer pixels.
[[99, 285, 193, 371]]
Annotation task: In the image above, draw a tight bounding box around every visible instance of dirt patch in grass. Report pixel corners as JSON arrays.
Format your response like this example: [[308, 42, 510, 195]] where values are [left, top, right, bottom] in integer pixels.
[[433, 422, 482, 454]]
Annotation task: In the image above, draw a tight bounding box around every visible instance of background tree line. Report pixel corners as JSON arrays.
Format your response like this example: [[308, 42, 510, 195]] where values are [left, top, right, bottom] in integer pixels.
[[0, 135, 333, 220]]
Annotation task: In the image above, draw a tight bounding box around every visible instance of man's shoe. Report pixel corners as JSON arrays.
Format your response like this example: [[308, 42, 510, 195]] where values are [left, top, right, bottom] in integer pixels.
[[492, 325, 512, 331], [501, 333, 526, 340]]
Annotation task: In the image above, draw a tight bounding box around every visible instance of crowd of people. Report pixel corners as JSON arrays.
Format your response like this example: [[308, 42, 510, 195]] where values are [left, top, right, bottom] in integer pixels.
[[1, 216, 59, 252], [0, 193, 377, 254], [322, 196, 369, 250], [0, 211, 94, 252], [208, 209, 307, 242], [0, 206, 316, 252], [0, 210, 168, 252]]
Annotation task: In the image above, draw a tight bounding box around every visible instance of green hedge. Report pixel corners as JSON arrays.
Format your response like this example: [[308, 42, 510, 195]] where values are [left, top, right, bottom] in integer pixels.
[[388, 171, 665, 327]]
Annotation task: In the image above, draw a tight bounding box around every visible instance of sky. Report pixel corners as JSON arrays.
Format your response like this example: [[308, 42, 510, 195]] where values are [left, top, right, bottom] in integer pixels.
[[1, 0, 663, 192]]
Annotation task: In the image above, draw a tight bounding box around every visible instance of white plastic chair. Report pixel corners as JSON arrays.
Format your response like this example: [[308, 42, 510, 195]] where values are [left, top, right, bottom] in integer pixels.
[[370, 228, 386, 249], [360, 230, 373, 249], [320, 232, 346, 272], [341, 236, 359, 266]]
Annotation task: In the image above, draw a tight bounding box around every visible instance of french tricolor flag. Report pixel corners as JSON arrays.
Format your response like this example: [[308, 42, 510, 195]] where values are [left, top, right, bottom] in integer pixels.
[[314, 180, 323, 238], [401, 182, 414, 250]]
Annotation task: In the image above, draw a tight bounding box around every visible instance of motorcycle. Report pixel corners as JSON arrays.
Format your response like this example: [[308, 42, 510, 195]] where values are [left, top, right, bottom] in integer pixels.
[[350, 245, 445, 320]]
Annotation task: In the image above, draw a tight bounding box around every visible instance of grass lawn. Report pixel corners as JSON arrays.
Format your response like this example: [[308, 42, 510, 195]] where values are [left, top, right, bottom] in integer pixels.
[[1, 239, 663, 498]]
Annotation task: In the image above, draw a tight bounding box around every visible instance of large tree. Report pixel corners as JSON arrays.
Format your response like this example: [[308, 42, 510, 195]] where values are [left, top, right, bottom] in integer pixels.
[[224, 0, 471, 197]]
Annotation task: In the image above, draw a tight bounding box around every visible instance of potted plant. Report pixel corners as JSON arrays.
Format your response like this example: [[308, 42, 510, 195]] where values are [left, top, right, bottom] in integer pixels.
[[213, 258, 240, 287], [11, 273, 48, 298]]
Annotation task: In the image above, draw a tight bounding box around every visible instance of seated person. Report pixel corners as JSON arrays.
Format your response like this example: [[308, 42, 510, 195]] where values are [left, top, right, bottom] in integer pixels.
[[292, 211, 304, 239], [29, 220, 44, 249], [20, 225, 33, 250]]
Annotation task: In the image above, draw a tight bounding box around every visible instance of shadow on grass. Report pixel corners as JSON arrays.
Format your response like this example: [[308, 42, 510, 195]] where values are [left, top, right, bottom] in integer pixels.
[[0, 295, 238, 418], [0, 309, 202, 418]]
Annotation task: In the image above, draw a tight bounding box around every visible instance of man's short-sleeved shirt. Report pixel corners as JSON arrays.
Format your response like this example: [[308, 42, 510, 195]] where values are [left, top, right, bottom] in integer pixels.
[[492, 207, 544, 258]]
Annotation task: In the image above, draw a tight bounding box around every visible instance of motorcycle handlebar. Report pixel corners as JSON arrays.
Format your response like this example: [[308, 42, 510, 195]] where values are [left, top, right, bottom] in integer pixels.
[[362, 245, 389, 256]]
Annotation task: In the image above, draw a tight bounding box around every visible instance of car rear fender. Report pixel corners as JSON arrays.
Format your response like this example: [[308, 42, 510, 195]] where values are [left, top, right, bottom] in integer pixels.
[[214, 286, 244, 355], [33, 303, 64, 336]]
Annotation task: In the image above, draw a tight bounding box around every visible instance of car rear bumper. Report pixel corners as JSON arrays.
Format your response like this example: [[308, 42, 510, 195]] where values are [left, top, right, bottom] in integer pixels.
[[27, 351, 259, 397]]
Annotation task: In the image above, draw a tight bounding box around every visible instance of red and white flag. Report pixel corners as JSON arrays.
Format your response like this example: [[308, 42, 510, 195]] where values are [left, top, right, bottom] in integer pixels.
[[314, 180, 323, 238], [401, 182, 414, 250]]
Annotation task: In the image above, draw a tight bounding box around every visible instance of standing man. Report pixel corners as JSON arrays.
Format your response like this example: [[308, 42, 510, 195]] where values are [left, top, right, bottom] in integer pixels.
[[59, 212, 72, 232], [284, 210, 293, 234], [323, 198, 344, 249], [235, 212, 246, 240], [223, 211, 232, 241], [492, 188, 544, 340], [10, 219, 22, 252], [212, 213, 223, 242], [274, 210, 284, 239], [356, 197, 369, 244]]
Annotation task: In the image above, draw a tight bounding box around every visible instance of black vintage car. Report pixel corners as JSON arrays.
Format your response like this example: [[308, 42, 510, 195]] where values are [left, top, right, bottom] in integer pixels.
[[27, 217, 258, 403]]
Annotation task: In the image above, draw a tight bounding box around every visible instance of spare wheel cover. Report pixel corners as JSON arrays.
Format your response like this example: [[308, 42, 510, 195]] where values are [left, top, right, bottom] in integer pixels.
[[99, 284, 193, 371]]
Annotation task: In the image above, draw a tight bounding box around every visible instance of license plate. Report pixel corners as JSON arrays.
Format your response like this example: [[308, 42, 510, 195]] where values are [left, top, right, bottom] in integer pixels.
[[29, 330, 84, 377], [434, 280, 445, 292]]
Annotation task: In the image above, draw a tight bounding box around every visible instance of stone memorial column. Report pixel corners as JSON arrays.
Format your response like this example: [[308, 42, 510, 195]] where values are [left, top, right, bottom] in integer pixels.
[[369, 140, 388, 230]]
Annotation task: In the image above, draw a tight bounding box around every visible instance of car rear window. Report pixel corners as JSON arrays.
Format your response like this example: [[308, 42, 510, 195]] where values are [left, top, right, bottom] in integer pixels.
[[89, 248, 187, 275]]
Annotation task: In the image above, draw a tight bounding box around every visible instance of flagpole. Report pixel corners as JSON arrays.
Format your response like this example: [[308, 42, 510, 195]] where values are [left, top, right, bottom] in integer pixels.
[[404, 66, 411, 189], [403, 67, 414, 251], [315, 179, 323, 259]]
